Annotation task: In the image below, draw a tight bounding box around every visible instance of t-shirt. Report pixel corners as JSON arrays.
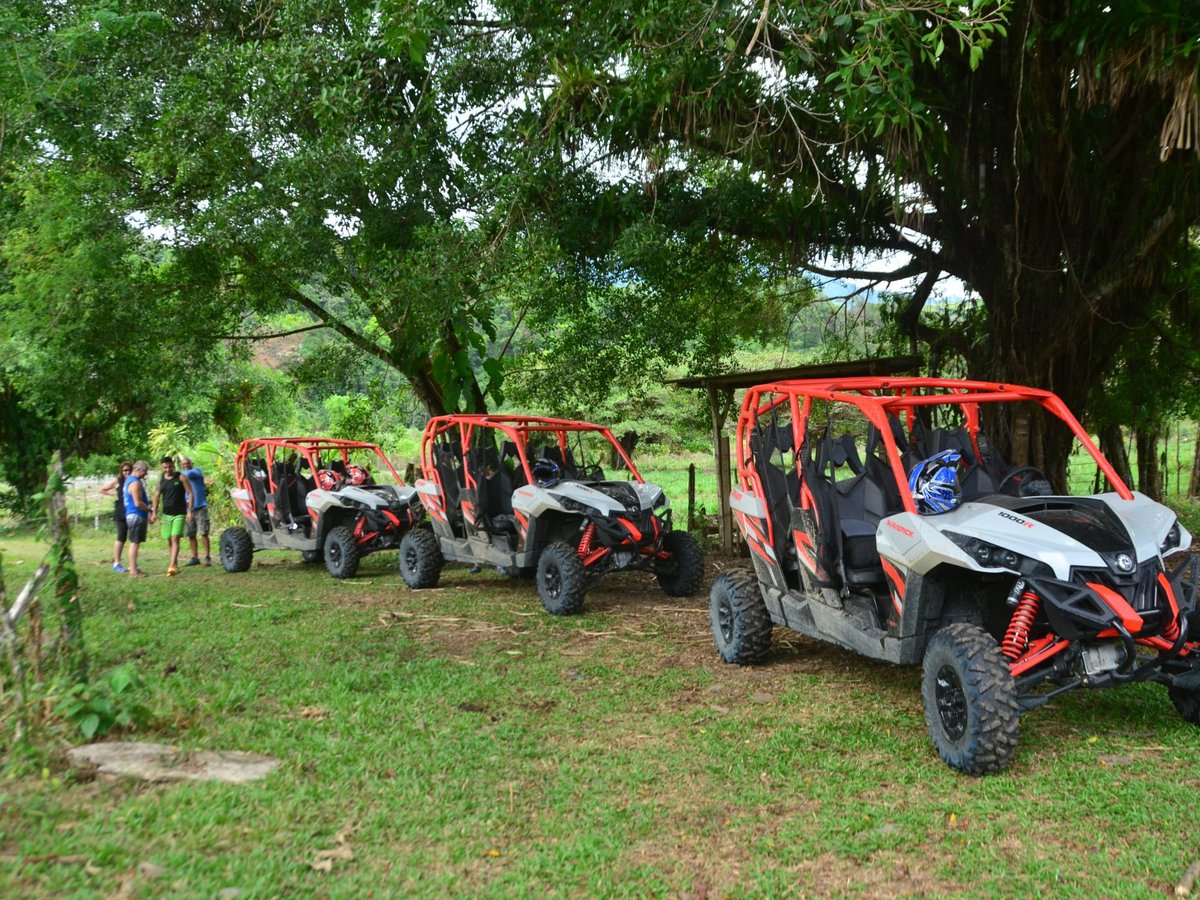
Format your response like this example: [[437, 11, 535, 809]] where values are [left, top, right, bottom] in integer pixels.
[[158, 472, 188, 516], [182, 467, 208, 509]]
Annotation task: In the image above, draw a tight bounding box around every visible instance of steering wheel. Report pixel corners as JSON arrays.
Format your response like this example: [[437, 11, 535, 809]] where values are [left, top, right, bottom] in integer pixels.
[[998, 465, 1052, 497], [577, 464, 604, 482]]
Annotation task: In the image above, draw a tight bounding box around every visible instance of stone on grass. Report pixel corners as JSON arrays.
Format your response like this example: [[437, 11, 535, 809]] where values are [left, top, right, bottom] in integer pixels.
[[67, 742, 280, 784]]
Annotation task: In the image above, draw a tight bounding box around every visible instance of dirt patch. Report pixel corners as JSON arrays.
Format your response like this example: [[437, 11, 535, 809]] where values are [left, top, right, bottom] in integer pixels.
[[372, 607, 530, 661], [787, 849, 965, 897]]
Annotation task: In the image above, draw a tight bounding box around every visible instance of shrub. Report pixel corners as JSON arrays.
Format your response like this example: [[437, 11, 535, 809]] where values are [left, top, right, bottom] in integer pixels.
[[54, 664, 152, 741]]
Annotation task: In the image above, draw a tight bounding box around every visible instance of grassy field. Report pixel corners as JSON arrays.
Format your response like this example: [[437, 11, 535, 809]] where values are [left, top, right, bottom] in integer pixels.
[[3, 529, 1200, 897]]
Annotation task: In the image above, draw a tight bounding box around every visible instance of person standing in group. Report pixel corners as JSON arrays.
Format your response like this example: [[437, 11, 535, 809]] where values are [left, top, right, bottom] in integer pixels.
[[123, 460, 152, 578], [99, 461, 134, 573], [180, 456, 213, 566], [152, 456, 194, 577]]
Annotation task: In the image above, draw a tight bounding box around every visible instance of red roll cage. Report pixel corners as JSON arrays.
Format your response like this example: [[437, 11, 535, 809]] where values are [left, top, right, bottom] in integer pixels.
[[736, 378, 1131, 537], [233, 437, 405, 487], [419, 415, 644, 488]]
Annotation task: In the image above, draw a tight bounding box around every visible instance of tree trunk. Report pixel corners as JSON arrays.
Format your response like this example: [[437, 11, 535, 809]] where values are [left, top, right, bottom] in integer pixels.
[[1135, 428, 1163, 500], [408, 361, 447, 417], [921, 2, 1195, 480], [1099, 425, 1134, 493], [47, 452, 86, 682]]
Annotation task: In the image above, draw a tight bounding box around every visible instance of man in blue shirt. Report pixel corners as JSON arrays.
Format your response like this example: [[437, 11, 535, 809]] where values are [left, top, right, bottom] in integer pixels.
[[181, 456, 213, 566], [123, 460, 152, 578]]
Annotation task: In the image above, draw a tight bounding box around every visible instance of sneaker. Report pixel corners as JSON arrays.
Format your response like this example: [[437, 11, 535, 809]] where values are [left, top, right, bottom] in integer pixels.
[[468, 564, 483, 574], [204, 557, 213, 567], [167, 566, 178, 577], [185, 557, 201, 567], [112, 563, 127, 574]]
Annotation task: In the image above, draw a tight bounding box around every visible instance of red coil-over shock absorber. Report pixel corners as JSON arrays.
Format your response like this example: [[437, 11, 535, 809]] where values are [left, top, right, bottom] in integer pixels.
[[1002, 586, 1041, 660], [577, 523, 597, 559]]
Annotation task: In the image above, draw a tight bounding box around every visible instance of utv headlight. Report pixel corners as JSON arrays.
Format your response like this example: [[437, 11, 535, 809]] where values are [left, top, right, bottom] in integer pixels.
[[944, 531, 1054, 577], [652, 492, 667, 509], [558, 497, 599, 515], [1161, 520, 1182, 554]]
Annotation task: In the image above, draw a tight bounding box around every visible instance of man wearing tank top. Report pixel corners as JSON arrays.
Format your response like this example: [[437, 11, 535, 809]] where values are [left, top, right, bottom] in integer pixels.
[[123, 460, 152, 578], [153, 456, 194, 577]]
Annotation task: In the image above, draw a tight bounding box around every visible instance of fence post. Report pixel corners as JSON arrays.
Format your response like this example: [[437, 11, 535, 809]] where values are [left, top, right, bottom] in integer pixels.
[[687, 464, 696, 533], [718, 434, 733, 553]]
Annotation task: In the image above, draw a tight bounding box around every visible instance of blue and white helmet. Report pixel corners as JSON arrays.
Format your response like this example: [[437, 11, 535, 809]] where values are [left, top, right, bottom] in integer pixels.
[[531, 458, 561, 487], [908, 450, 962, 515]]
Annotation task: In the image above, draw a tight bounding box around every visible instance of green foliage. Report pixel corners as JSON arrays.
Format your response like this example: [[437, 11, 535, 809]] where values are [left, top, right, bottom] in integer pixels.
[[1168, 496, 1200, 539], [52, 664, 151, 741], [1088, 236, 1200, 433], [0, 155, 243, 506], [187, 437, 241, 530], [6, 0, 1200, 484], [148, 423, 190, 462], [21, 0, 527, 415], [502, 0, 1200, 476]]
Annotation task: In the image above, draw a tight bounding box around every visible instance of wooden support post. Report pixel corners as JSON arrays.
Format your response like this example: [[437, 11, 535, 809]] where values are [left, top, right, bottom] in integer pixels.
[[718, 433, 733, 553], [687, 464, 696, 534], [707, 385, 736, 554]]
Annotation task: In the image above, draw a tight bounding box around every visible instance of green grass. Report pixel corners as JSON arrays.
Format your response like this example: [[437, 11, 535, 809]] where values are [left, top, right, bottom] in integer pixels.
[[636, 450, 722, 523], [3, 530, 1200, 897]]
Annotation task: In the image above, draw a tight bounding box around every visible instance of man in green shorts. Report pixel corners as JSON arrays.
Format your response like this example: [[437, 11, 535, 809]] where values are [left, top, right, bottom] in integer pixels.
[[152, 456, 194, 577]]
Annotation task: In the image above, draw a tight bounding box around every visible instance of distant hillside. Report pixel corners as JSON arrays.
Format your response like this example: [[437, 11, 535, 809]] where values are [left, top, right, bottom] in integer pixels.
[[251, 330, 310, 370]]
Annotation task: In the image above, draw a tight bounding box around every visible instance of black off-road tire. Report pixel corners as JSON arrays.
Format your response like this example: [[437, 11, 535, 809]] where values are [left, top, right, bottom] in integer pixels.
[[219, 527, 253, 573], [301, 549, 324, 565], [399, 529, 443, 589], [655, 530, 706, 597], [324, 526, 361, 579], [536, 541, 586, 616], [709, 568, 772, 664], [1167, 685, 1200, 725], [921, 623, 1020, 775]]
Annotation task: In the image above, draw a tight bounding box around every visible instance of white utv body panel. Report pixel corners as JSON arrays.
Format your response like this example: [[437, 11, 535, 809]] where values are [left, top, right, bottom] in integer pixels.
[[414, 478, 441, 500], [511, 481, 666, 517], [876, 492, 1191, 580], [305, 483, 418, 513]]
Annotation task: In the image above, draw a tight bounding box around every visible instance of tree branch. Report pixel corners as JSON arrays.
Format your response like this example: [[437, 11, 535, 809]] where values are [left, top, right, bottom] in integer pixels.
[[802, 257, 930, 283], [209, 323, 326, 341], [279, 284, 396, 368], [236, 248, 396, 368]]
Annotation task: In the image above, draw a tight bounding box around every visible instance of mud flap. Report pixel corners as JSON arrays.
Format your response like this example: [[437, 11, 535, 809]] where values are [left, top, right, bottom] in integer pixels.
[[1168, 556, 1200, 615]]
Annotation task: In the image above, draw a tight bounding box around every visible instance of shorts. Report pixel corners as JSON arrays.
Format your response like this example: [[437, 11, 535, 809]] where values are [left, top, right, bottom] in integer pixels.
[[160, 514, 186, 540], [186, 506, 210, 537], [125, 514, 148, 544], [115, 514, 128, 542]]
